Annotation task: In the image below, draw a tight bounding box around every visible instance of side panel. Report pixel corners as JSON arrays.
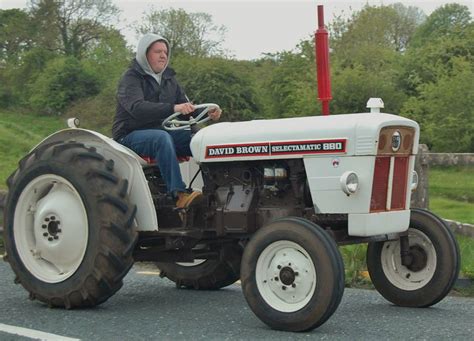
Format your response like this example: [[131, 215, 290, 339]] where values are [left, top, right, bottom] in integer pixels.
[[303, 155, 375, 213], [30, 129, 158, 231], [348, 210, 410, 236]]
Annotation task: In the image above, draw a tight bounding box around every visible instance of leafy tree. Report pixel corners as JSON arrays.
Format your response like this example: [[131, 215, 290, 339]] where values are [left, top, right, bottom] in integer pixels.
[[29, 0, 120, 58], [401, 6, 473, 95], [135, 8, 227, 58], [261, 40, 320, 118], [0, 9, 34, 65], [172, 56, 259, 121], [330, 3, 425, 63], [402, 58, 474, 152], [410, 3, 472, 48], [29, 56, 99, 114]]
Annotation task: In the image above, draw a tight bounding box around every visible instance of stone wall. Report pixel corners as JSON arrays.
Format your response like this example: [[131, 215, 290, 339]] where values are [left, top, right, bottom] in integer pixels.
[[427, 153, 474, 166]]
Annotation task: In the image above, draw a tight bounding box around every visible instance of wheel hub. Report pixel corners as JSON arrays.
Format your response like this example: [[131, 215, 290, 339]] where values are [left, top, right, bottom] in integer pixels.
[[41, 215, 62, 242], [406, 245, 428, 272], [279, 266, 296, 285]]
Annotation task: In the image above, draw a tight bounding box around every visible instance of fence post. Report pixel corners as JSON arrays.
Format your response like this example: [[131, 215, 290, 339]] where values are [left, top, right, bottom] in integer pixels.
[[411, 144, 430, 209]]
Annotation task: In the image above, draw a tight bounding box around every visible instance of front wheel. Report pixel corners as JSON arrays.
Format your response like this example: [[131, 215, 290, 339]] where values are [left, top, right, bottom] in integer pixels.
[[367, 208, 460, 307], [241, 217, 344, 332]]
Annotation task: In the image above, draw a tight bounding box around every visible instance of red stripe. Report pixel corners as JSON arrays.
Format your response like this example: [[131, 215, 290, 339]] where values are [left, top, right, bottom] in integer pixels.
[[370, 157, 390, 212]]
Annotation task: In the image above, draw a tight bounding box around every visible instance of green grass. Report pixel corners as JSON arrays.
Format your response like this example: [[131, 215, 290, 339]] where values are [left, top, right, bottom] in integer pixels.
[[457, 235, 474, 279], [429, 166, 474, 224], [0, 111, 65, 190]]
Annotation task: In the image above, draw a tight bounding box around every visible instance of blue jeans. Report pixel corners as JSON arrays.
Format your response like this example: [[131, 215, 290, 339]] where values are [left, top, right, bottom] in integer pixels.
[[120, 129, 192, 194]]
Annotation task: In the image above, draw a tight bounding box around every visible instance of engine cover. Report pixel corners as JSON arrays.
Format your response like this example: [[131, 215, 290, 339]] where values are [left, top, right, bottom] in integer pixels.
[[190, 113, 419, 163]]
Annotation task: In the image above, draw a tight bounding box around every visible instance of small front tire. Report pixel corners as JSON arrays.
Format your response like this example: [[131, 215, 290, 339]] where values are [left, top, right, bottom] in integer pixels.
[[367, 208, 460, 307]]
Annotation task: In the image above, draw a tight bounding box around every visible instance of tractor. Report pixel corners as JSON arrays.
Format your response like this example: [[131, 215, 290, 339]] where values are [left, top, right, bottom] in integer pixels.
[[2, 102, 460, 332]]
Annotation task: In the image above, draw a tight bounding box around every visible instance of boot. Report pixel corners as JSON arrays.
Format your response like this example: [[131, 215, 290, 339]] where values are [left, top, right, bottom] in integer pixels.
[[175, 190, 203, 209]]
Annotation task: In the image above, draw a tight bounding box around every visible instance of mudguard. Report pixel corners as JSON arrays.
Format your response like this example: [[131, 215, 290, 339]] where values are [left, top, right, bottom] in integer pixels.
[[29, 128, 158, 231]]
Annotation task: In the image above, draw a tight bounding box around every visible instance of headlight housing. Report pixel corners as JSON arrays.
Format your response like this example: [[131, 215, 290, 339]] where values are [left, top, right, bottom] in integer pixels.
[[340, 171, 359, 196]]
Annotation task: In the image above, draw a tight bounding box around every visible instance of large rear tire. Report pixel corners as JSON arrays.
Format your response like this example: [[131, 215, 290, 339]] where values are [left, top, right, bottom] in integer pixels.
[[3, 141, 138, 308], [367, 208, 460, 307], [241, 217, 344, 332], [157, 243, 242, 289]]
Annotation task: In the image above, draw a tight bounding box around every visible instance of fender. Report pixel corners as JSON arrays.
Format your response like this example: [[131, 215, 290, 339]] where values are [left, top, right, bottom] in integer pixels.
[[30, 128, 158, 231]]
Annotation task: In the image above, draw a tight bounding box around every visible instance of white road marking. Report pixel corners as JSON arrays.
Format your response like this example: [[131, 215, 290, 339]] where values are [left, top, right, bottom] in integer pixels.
[[136, 271, 161, 275], [0, 323, 80, 341]]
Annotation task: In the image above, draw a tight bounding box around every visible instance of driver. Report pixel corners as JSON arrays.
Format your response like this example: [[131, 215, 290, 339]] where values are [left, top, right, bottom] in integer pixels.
[[112, 33, 222, 208]]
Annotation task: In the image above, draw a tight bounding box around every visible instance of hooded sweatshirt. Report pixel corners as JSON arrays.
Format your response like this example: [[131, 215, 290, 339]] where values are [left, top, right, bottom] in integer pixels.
[[112, 34, 189, 140], [135, 33, 169, 85]]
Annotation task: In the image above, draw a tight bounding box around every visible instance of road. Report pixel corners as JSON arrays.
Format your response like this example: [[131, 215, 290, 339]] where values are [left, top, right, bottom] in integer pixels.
[[0, 261, 473, 340]]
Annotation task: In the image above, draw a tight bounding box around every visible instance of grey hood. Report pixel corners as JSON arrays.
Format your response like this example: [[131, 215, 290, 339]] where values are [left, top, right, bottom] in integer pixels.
[[136, 33, 170, 85]]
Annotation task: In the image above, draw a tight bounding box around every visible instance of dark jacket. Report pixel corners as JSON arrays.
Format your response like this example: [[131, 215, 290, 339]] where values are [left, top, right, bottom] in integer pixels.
[[112, 59, 187, 140]]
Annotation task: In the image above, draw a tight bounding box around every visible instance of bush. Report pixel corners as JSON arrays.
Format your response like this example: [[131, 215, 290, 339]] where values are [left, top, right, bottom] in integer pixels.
[[29, 56, 100, 115]]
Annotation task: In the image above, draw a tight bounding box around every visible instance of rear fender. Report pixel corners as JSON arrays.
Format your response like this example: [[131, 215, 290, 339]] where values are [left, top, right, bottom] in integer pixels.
[[30, 128, 158, 231]]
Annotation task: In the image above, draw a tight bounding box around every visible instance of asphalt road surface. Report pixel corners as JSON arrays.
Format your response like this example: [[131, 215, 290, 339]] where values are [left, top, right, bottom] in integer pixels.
[[0, 262, 473, 340]]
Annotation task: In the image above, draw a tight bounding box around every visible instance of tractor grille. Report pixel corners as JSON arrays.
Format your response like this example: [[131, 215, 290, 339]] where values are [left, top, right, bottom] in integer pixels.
[[370, 126, 414, 213]]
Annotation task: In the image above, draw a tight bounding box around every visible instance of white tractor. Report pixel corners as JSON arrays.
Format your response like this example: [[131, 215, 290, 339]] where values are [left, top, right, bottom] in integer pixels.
[[2, 102, 459, 332]]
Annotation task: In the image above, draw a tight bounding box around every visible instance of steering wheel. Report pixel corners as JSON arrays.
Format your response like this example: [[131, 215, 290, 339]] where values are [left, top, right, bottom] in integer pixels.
[[162, 103, 220, 131]]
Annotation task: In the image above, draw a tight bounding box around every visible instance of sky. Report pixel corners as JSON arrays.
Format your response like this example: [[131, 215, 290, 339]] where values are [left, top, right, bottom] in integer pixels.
[[1, 0, 473, 60]]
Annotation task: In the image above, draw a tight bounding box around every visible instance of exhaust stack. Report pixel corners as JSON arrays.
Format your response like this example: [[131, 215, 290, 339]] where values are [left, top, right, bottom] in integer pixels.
[[315, 5, 332, 115]]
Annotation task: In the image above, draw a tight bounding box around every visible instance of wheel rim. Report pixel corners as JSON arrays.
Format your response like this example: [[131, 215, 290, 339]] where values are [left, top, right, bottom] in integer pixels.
[[256, 240, 316, 312], [380, 228, 437, 291], [13, 174, 89, 283]]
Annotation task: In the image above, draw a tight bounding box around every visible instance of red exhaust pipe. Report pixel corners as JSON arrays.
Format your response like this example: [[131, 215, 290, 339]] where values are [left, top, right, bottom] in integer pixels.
[[315, 5, 332, 115]]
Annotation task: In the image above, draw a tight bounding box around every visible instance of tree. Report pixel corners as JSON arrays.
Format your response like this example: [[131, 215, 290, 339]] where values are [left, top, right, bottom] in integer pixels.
[[135, 8, 227, 58], [0, 9, 34, 65], [410, 3, 472, 48], [330, 3, 425, 62], [172, 56, 259, 121], [401, 58, 474, 152], [29, 0, 120, 58], [29, 56, 100, 114], [401, 6, 473, 95]]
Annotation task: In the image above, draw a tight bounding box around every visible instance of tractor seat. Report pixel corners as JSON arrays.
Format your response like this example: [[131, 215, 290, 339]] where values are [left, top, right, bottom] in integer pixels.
[[141, 156, 190, 165]]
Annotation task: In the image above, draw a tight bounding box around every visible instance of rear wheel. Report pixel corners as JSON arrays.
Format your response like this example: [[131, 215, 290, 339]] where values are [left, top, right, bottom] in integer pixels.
[[4, 141, 137, 308], [241, 217, 344, 332], [157, 243, 242, 289], [367, 208, 460, 307]]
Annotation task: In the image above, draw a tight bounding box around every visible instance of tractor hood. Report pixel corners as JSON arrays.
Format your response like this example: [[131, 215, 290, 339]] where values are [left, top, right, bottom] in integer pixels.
[[190, 113, 419, 163]]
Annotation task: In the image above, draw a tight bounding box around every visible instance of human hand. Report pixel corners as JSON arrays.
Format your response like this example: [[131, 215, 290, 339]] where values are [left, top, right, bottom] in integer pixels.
[[208, 107, 222, 121], [174, 102, 195, 115]]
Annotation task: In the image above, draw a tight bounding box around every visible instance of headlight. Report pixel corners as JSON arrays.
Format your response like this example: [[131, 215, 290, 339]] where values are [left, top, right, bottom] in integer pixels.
[[340, 171, 359, 196], [411, 171, 418, 192]]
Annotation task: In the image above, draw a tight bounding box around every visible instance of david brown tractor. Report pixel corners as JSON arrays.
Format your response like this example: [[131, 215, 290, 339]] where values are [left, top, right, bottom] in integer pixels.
[[2, 101, 460, 332]]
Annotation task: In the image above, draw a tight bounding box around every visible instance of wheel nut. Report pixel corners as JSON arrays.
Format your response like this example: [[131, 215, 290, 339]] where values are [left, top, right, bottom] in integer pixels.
[[294, 272, 299, 276], [274, 277, 279, 281], [48, 237, 53, 241], [42, 224, 47, 229], [51, 216, 56, 220], [282, 286, 286, 290], [45, 218, 50, 222], [277, 265, 281, 269], [43, 233, 48, 237], [292, 284, 296, 288], [54, 236, 59, 240], [57, 229, 62, 233]]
